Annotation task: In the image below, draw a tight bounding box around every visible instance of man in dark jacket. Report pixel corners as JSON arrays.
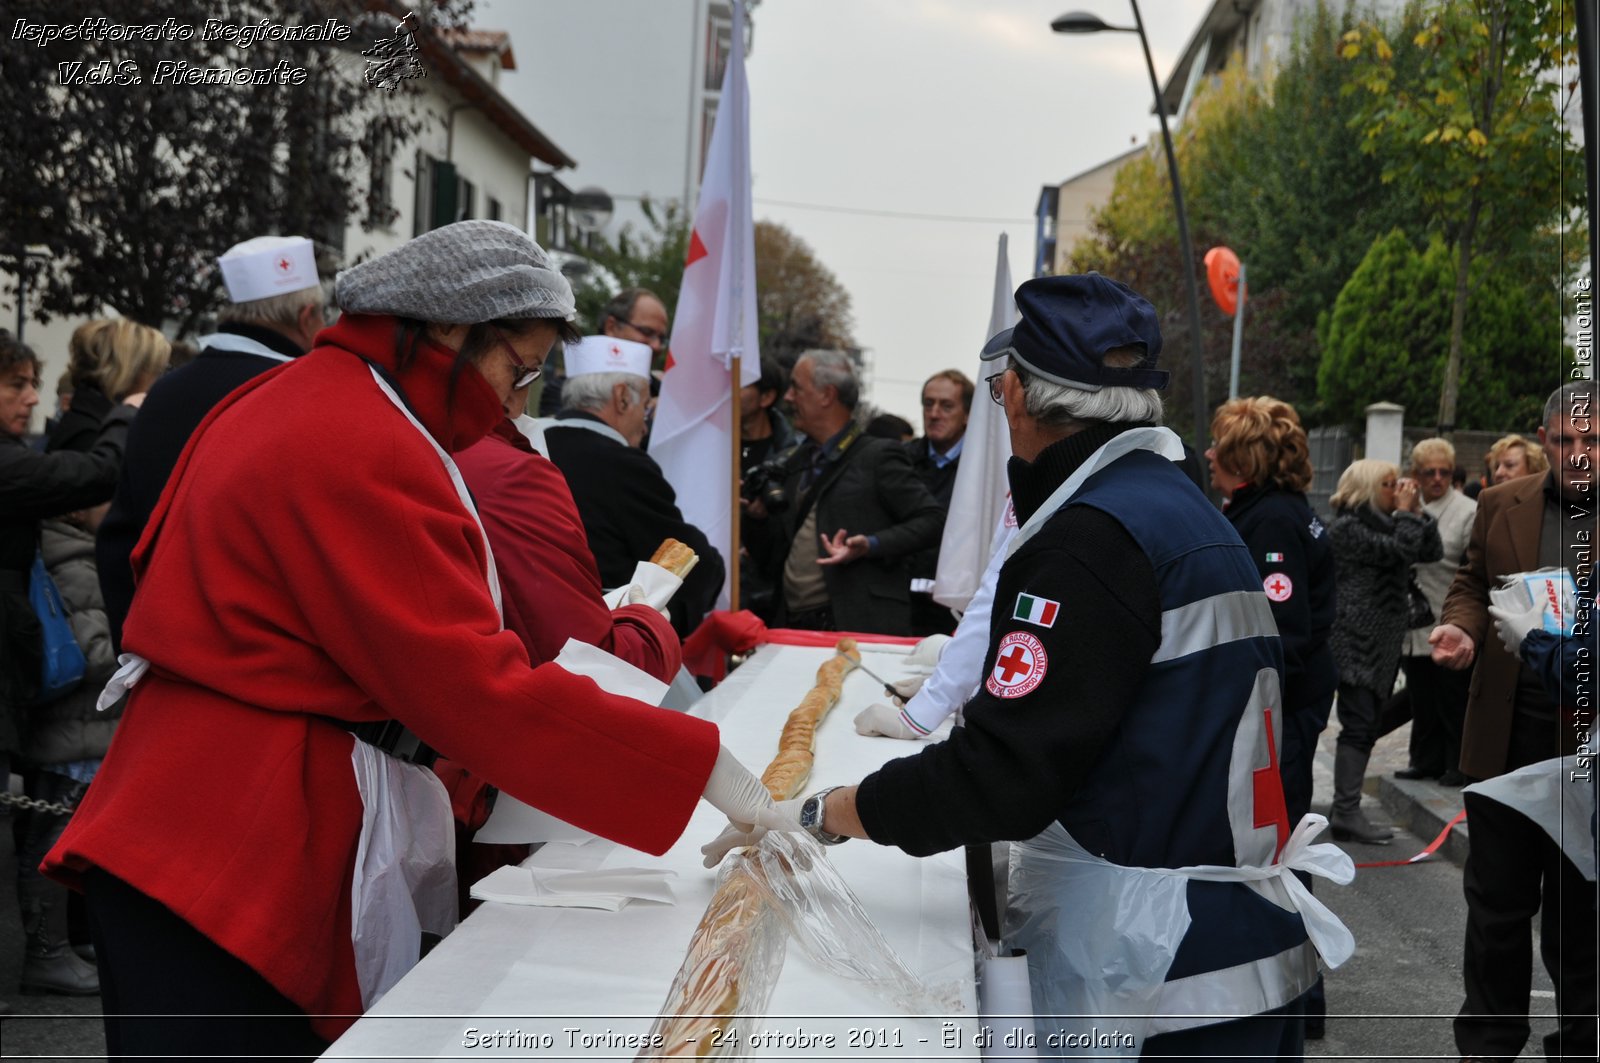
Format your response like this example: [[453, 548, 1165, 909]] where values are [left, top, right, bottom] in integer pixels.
[[903, 369, 973, 635], [543, 336, 724, 640], [746, 349, 943, 635], [97, 236, 325, 651]]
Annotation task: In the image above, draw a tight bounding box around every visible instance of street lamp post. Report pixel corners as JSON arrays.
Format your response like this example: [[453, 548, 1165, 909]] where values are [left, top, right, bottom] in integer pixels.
[[1053, 2, 1209, 453]]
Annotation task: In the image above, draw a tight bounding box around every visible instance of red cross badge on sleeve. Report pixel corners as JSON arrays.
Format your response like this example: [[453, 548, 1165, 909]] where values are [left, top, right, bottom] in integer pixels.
[[1263, 572, 1293, 602], [986, 631, 1048, 699]]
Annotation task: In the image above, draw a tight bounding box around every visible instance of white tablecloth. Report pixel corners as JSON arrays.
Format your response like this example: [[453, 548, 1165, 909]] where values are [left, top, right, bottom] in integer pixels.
[[324, 642, 981, 1060]]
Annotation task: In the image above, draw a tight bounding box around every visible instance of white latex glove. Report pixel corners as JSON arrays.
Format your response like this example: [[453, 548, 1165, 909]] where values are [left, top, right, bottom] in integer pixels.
[[700, 745, 777, 828], [1489, 599, 1542, 655], [889, 676, 926, 703], [625, 584, 671, 621], [907, 633, 952, 668], [701, 797, 805, 868], [853, 702, 927, 740]]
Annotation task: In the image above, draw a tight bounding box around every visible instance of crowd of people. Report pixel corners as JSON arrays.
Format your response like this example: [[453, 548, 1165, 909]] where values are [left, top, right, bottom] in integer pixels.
[[0, 221, 1592, 1061]]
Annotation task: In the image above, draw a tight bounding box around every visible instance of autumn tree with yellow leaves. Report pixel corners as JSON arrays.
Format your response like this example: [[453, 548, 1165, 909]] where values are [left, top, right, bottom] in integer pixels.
[[1343, 0, 1583, 432]]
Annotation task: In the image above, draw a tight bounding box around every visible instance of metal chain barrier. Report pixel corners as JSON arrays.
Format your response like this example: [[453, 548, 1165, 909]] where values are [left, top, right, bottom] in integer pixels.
[[0, 789, 79, 816]]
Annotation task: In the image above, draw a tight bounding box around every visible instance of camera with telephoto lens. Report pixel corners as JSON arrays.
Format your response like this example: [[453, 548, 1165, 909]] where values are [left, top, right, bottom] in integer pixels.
[[743, 448, 799, 514]]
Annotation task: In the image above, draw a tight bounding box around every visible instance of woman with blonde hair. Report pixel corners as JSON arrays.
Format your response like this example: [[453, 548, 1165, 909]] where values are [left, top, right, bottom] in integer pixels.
[[1326, 459, 1442, 842], [46, 319, 170, 454], [1485, 432, 1549, 486]]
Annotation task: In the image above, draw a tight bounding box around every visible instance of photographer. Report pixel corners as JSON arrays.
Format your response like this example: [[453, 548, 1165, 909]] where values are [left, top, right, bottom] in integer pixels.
[[737, 357, 794, 621], [744, 349, 942, 635]]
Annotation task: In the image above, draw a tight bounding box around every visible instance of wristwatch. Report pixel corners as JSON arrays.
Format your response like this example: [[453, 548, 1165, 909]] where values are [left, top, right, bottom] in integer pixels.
[[799, 786, 849, 845]]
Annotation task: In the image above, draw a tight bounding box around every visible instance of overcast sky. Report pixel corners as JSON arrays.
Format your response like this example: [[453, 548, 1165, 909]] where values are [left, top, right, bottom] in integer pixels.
[[487, 0, 1214, 422], [739, 0, 1214, 420]]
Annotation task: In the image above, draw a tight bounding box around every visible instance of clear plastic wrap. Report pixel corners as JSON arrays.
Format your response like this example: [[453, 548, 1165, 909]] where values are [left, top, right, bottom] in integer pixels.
[[638, 831, 963, 1060]]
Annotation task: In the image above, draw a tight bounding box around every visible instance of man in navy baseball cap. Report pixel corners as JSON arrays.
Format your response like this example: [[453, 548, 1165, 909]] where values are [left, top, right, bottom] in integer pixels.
[[705, 268, 1338, 1059], [979, 272, 1169, 392]]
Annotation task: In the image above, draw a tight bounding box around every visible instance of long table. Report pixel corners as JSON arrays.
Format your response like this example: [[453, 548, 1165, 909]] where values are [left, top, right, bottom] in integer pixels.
[[323, 641, 982, 1060]]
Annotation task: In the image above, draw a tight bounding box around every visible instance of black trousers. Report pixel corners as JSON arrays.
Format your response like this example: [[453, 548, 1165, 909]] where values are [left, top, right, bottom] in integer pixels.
[[1391, 655, 1470, 775], [1334, 683, 1383, 755], [84, 868, 330, 1061], [1455, 787, 1598, 1061]]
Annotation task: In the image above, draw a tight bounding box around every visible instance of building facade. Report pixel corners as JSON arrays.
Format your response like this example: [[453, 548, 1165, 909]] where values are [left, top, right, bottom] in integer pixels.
[[477, 0, 751, 251]]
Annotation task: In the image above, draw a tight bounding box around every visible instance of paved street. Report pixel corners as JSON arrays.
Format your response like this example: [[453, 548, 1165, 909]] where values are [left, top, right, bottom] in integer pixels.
[[0, 722, 1568, 1060]]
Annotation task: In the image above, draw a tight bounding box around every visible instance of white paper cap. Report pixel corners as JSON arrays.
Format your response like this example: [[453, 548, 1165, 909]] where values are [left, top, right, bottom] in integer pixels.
[[218, 236, 319, 304], [564, 336, 652, 379]]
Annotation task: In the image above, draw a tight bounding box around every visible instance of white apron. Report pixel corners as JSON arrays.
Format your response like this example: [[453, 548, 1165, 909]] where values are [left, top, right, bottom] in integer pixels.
[[1463, 756, 1597, 882], [346, 364, 509, 1006]]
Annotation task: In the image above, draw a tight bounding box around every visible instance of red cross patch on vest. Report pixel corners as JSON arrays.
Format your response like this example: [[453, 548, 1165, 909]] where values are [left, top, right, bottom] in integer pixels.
[[986, 631, 1048, 699]]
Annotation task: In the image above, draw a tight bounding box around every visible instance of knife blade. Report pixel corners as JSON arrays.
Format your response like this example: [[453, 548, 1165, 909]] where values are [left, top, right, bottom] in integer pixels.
[[839, 651, 902, 701]]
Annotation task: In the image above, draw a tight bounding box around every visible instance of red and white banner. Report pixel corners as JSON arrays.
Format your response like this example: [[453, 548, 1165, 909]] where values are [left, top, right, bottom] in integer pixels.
[[647, 0, 760, 611]]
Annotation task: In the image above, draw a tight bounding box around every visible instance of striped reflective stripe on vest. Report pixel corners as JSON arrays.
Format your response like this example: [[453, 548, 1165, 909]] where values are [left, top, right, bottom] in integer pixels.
[[1151, 590, 1278, 664]]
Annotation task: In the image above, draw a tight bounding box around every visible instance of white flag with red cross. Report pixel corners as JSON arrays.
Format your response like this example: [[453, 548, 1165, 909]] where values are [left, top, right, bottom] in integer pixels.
[[647, 0, 760, 612]]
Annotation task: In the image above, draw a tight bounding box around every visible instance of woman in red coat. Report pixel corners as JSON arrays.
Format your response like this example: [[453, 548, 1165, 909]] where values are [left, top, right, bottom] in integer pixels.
[[44, 222, 773, 1059]]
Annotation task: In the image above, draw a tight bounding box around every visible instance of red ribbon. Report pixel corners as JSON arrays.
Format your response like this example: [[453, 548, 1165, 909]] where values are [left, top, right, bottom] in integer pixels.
[[1354, 809, 1467, 869]]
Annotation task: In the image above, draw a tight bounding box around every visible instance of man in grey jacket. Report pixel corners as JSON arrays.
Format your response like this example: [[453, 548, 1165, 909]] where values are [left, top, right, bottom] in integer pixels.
[[746, 349, 943, 635]]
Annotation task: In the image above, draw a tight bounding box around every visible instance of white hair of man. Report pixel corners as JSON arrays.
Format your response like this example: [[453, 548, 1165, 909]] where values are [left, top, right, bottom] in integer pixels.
[[218, 281, 329, 329], [563, 370, 649, 412], [800, 348, 860, 411], [1012, 347, 1163, 429]]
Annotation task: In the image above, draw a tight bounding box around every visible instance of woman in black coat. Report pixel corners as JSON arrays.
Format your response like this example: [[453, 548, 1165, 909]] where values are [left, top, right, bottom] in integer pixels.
[[1327, 459, 1442, 843], [1207, 397, 1338, 829]]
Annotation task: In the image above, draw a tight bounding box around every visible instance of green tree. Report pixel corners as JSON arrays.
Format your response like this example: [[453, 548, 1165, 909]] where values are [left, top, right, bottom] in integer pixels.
[[570, 198, 692, 337], [1343, 0, 1581, 430], [1318, 229, 1565, 429], [570, 211, 854, 369], [1204, 2, 1431, 354]]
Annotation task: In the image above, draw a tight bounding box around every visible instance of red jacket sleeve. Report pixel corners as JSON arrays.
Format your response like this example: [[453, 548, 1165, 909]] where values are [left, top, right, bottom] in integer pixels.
[[458, 433, 680, 681]]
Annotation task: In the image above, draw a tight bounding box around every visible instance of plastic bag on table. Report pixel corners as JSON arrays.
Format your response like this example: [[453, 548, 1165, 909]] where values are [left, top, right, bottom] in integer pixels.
[[744, 831, 963, 1014], [638, 832, 962, 1060], [639, 849, 789, 1059]]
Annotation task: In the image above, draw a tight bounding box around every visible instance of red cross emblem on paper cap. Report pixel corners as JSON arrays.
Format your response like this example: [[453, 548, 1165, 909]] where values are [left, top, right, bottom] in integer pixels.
[[986, 631, 1047, 699]]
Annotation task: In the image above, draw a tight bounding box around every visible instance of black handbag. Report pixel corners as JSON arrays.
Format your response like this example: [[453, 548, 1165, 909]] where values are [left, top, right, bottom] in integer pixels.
[[1406, 574, 1434, 630]]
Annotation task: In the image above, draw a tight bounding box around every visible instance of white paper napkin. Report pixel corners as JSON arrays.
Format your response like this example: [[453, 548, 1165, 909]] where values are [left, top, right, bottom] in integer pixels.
[[470, 864, 677, 911], [601, 561, 684, 612]]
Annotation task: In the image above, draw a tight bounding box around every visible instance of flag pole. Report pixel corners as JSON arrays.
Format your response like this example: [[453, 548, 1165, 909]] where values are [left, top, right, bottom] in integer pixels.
[[729, 355, 742, 611]]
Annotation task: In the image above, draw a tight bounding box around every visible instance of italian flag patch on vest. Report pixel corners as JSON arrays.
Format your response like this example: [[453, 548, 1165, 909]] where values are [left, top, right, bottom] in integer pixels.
[[1013, 593, 1060, 628]]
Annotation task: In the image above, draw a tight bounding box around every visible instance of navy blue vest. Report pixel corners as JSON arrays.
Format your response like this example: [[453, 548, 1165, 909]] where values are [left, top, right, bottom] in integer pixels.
[[1057, 451, 1313, 991]]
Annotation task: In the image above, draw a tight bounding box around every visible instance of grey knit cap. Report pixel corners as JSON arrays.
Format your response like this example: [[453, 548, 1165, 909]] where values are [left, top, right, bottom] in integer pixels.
[[334, 220, 575, 324]]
